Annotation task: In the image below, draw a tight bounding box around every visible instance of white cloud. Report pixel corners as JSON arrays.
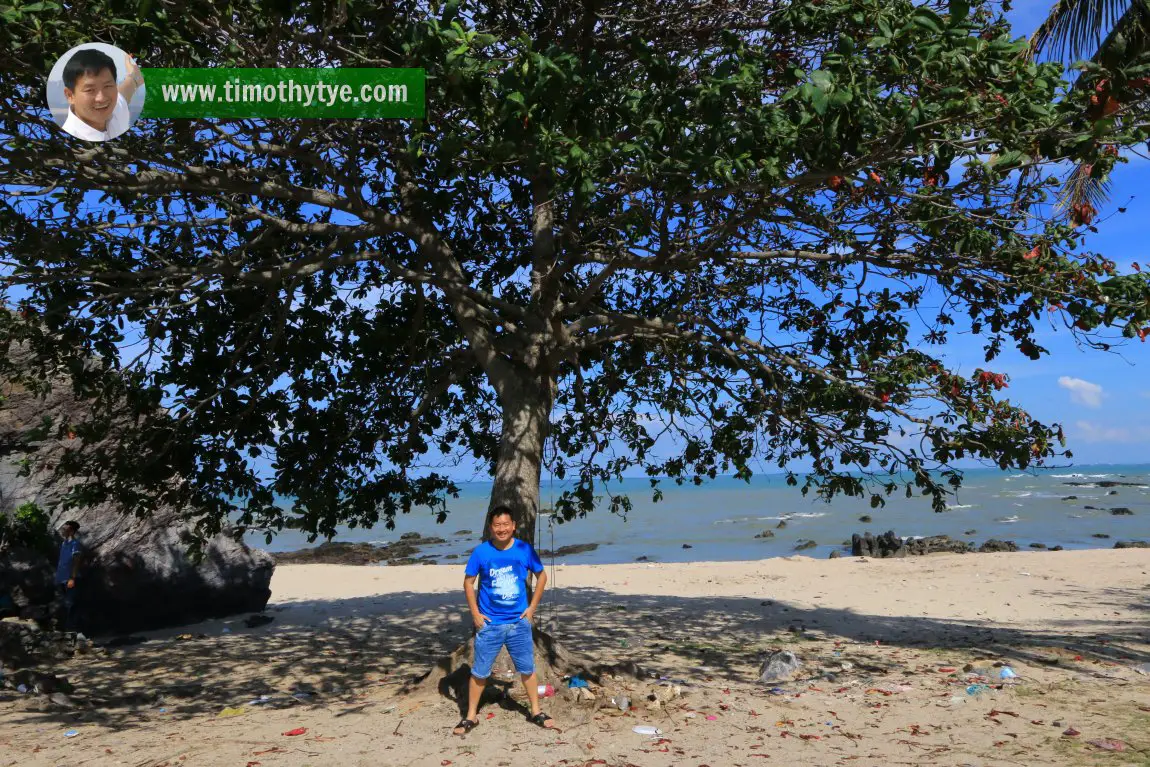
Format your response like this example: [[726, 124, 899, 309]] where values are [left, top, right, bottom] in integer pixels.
[[1058, 376, 1104, 408]]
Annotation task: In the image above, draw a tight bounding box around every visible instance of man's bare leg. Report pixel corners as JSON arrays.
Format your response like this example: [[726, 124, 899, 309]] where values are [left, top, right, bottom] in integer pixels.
[[453, 675, 487, 734], [521, 672, 555, 727]]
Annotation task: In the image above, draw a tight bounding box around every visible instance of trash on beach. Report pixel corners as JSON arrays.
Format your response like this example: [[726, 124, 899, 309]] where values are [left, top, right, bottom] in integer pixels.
[[768, 687, 788, 696], [758, 650, 802, 684], [217, 707, 246, 717], [567, 676, 589, 689], [15, 684, 28, 693], [221, 627, 232, 634], [1133, 663, 1150, 675], [965, 684, 990, 697], [249, 695, 273, 706], [63, 729, 79, 737], [999, 666, 1018, 679], [537, 684, 555, 697], [282, 727, 308, 736], [1063, 727, 1081, 737], [1087, 738, 1128, 752], [611, 695, 630, 711], [684, 712, 697, 718], [705, 715, 718, 721], [291, 692, 315, 702], [633, 725, 662, 736]]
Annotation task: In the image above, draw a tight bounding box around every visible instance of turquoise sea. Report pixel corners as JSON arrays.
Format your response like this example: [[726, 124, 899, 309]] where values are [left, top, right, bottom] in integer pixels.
[[246, 464, 1150, 564]]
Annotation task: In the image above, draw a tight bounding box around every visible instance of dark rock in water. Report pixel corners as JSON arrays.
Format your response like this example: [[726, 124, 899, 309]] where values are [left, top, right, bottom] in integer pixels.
[[400, 532, 422, 540], [682, 544, 693, 549], [851, 531, 974, 558], [978, 539, 1019, 553], [1064, 480, 1140, 488], [1061, 496, 1077, 501], [1084, 505, 1099, 510], [1092, 533, 1111, 539], [386, 557, 420, 566], [828, 550, 842, 559], [443, 554, 459, 560], [243, 614, 274, 629], [453, 530, 473, 536], [1110, 507, 1134, 515], [635, 555, 649, 562], [776, 521, 787, 529], [754, 530, 775, 539], [1051, 545, 1064, 551], [794, 540, 817, 552], [1107, 490, 1119, 496], [859, 515, 872, 523], [538, 543, 599, 557], [0, 340, 273, 636], [1114, 540, 1150, 549], [1028, 543, 1047, 549], [963, 529, 977, 535], [276, 542, 388, 565]]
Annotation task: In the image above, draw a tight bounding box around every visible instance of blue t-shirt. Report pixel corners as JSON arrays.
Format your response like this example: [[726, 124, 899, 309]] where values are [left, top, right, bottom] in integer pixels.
[[56, 538, 83, 584], [464, 539, 544, 625]]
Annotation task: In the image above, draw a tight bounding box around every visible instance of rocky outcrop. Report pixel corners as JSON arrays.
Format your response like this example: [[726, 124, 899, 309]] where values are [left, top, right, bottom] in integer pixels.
[[977, 539, 1019, 553], [851, 531, 974, 558], [274, 537, 447, 565], [1114, 540, 1150, 549], [0, 344, 273, 636], [537, 542, 600, 557]]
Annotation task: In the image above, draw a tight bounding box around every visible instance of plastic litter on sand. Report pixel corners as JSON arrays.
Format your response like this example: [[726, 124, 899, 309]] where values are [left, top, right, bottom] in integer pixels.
[[633, 725, 662, 736]]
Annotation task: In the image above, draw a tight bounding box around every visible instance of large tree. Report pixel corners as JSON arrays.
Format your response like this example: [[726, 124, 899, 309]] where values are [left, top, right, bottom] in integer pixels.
[[2, 0, 1149, 547]]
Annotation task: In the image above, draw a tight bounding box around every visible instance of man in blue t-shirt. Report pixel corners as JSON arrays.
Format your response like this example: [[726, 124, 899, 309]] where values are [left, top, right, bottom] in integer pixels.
[[55, 520, 84, 631], [453, 506, 554, 735]]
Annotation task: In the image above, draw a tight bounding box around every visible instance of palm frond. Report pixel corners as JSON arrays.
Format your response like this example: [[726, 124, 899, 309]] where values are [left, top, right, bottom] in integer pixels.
[[1057, 161, 1112, 216], [1030, 0, 1132, 61]]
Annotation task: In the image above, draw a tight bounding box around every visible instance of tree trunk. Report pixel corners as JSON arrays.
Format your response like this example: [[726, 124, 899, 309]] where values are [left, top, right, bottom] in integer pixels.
[[487, 374, 553, 546]]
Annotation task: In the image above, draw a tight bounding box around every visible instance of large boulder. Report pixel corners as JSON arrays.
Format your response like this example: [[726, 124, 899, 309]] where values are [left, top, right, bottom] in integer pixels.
[[0, 347, 273, 636]]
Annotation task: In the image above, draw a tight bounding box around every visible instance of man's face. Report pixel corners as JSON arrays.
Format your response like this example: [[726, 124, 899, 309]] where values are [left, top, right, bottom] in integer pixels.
[[65, 68, 118, 129], [489, 513, 515, 543], [60, 524, 77, 538]]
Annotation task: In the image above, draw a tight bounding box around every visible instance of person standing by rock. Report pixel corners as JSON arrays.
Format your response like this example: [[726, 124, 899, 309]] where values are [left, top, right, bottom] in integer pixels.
[[452, 506, 554, 735], [55, 521, 84, 632]]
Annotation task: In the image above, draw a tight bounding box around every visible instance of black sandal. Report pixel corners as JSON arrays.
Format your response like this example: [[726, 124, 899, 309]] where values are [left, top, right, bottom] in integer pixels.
[[528, 711, 556, 729], [453, 718, 478, 735]]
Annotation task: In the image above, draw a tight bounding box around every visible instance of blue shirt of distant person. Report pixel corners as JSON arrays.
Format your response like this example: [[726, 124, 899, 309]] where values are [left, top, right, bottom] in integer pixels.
[[452, 506, 555, 735], [55, 520, 84, 631]]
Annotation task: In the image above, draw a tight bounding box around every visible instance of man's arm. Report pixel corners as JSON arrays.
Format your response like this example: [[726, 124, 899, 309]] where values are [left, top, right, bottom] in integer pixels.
[[463, 575, 487, 630], [118, 55, 144, 103], [521, 569, 547, 621], [66, 544, 82, 588]]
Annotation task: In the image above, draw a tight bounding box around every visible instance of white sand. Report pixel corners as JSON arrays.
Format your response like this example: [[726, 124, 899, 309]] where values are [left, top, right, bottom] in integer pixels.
[[3, 549, 1148, 766]]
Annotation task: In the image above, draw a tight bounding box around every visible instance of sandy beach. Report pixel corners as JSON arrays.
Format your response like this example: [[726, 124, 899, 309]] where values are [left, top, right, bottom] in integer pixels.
[[2, 548, 1149, 766]]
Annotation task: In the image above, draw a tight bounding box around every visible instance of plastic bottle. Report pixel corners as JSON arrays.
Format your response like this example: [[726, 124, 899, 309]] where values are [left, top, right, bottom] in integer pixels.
[[537, 684, 554, 697]]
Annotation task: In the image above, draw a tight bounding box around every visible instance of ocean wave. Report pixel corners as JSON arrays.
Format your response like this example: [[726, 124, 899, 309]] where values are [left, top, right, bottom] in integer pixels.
[[996, 515, 1020, 523], [1049, 473, 1118, 479], [946, 504, 977, 510], [1001, 491, 1032, 498]]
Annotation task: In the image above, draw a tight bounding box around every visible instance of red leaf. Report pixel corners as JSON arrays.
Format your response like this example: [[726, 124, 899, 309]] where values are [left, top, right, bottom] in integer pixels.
[[1023, 246, 1040, 260], [282, 728, 308, 737]]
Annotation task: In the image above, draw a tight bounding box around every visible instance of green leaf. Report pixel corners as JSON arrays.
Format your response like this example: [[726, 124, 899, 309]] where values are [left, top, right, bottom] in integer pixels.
[[948, 0, 969, 22]]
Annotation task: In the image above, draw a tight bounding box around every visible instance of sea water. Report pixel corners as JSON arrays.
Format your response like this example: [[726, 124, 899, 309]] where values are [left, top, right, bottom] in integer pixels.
[[247, 464, 1150, 564]]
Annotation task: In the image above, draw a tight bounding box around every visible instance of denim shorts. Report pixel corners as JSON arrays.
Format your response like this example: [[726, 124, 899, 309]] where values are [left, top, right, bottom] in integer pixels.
[[471, 617, 534, 679]]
